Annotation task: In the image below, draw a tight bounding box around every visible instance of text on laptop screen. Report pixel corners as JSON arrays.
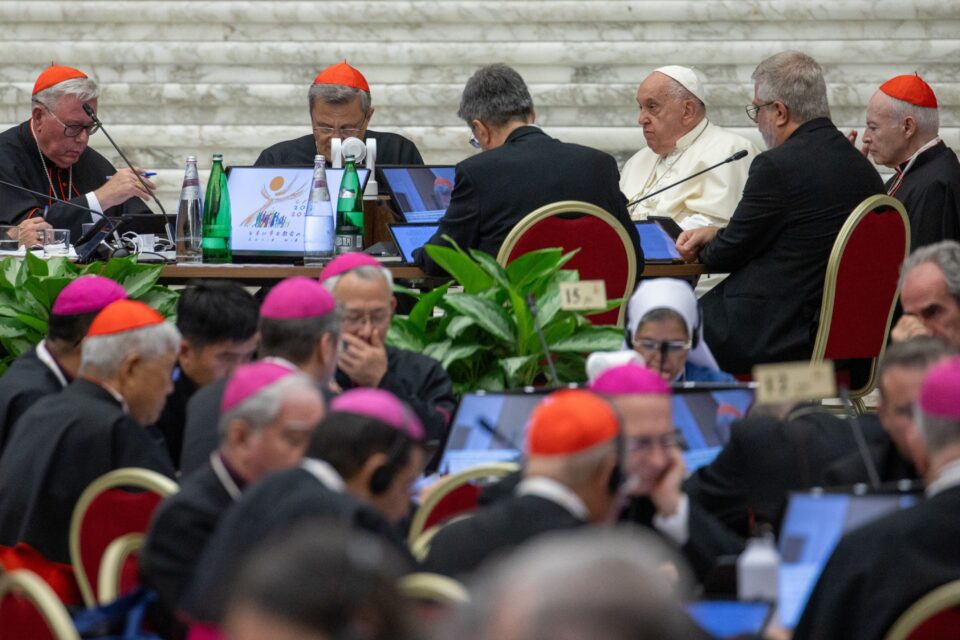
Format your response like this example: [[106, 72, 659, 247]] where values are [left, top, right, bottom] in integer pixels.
[[381, 167, 455, 223], [636, 221, 682, 260], [390, 224, 439, 263], [777, 492, 919, 629], [227, 166, 369, 255]]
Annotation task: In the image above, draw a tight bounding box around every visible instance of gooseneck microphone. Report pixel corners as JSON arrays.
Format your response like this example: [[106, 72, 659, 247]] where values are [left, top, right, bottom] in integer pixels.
[[626, 149, 750, 209], [82, 103, 174, 242], [839, 387, 882, 490]]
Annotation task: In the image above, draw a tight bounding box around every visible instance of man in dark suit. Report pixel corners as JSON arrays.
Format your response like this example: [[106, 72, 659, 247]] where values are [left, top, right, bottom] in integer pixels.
[[794, 356, 960, 640], [677, 51, 884, 374], [413, 63, 642, 276], [423, 389, 623, 578], [894, 240, 960, 347]]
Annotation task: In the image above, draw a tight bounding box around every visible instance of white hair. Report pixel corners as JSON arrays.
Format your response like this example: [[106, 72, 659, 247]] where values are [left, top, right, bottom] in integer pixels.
[[218, 372, 317, 440], [322, 264, 393, 293], [33, 77, 100, 109], [308, 83, 371, 113], [880, 92, 940, 138], [752, 51, 831, 124], [79, 322, 181, 379]]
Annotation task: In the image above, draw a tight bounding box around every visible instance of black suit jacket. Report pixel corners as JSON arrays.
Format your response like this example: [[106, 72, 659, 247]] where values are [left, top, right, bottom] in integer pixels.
[[794, 485, 960, 640], [179, 378, 226, 476], [887, 140, 960, 250], [700, 118, 884, 374], [684, 409, 884, 538], [0, 346, 64, 455], [413, 126, 642, 275], [422, 493, 585, 578]]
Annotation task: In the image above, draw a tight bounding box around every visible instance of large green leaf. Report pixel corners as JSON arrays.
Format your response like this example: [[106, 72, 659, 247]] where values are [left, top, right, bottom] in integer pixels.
[[444, 315, 475, 339], [444, 294, 514, 343], [476, 369, 506, 392], [469, 250, 511, 290], [136, 287, 180, 318], [439, 344, 485, 369], [13, 312, 47, 333], [423, 243, 493, 295], [407, 281, 452, 333], [0, 258, 22, 291], [501, 354, 537, 386], [23, 251, 48, 277], [386, 317, 426, 352], [119, 264, 164, 298], [505, 248, 564, 290], [550, 327, 625, 353]]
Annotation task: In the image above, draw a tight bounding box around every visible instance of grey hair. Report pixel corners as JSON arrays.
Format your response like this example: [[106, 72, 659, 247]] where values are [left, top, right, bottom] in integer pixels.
[[259, 309, 341, 366], [457, 63, 534, 127], [32, 77, 100, 109], [438, 528, 697, 640], [752, 51, 831, 124], [217, 372, 316, 440], [878, 337, 956, 392], [322, 264, 393, 294], [79, 321, 181, 379], [662, 76, 707, 119], [879, 92, 939, 138], [527, 439, 617, 490], [900, 240, 960, 305], [917, 411, 960, 456], [308, 83, 371, 114]]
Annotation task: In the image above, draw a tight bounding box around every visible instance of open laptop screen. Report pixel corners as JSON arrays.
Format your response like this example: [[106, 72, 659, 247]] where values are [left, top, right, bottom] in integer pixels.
[[226, 165, 369, 258], [672, 385, 755, 471], [635, 220, 682, 261], [388, 223, 440, 264], [381, 166, 456, 223], [777, 491, 921, 629]]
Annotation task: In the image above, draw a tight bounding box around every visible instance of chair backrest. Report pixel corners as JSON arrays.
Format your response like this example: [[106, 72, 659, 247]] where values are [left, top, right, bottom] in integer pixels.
[[885, 579, 960, 640], [811, 195, 910, 394], [408, 462, 519, 545], [496, 201, 638, 326], [398, 572, 470, 606], [0, 569, 80, 640], [96, 533, 145, 605], [69, 468, 178, 607]]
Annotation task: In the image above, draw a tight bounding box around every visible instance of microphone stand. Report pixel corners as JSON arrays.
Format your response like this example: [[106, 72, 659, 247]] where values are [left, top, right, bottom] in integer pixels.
[[82, 103, 174, 243]]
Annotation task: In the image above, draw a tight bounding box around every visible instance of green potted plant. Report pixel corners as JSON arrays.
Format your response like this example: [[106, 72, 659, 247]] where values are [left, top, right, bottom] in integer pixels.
[[388, 240, 624, 394], [0, 254, 179, 375]]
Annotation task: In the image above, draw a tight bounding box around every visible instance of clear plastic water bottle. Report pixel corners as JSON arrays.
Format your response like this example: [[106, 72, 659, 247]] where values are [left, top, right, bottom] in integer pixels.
[[737, 528, 780, 602], [304, 154, 335, 264], [175, 156, 202, 264]]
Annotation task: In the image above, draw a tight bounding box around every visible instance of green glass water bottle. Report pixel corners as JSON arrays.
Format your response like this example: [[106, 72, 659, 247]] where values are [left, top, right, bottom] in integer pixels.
[[202, 153, 232, 263], [335, 155, 364, 254]]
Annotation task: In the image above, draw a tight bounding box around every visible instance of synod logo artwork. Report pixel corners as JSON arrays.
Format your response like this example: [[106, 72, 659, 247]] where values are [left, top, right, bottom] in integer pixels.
[[229, 168, 311, 254], [238, 175, 307, 229]]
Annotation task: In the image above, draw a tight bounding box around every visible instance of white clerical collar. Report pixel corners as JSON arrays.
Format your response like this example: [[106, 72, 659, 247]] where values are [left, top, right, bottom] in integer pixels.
[[35, 340, 68, 388], [301, 457, 346, 493], [210, 451, 243, 501], [667, 118, 709, 157], [90, 378, 129, 414], [926, 458, 960, 498], [516, 476, 589, 521]]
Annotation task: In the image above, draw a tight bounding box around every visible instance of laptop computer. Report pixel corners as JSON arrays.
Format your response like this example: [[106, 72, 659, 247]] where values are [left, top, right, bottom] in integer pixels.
[[670, 384, 756, 471], [388, 222, 440, 264], [685, 600, 774, 638], [380, 165, 456, 223], [777, 489, 922, 629], [225, 165, 370, 261], [636, 216, 684, 263]]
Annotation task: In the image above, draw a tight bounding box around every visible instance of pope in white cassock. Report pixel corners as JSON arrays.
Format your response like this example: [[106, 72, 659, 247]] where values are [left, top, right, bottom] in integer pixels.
[[621, 66, 760, 230]]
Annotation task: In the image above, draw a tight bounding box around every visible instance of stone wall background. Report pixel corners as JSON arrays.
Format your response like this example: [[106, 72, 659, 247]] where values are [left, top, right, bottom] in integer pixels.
[[1, 0, 958, 206]]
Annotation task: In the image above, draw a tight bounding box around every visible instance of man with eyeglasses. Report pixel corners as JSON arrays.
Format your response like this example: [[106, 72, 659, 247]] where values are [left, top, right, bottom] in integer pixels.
[[320, 253, 455, 446], [894, 240, 960, 348], [674, 51, 883, 375], [413, 63, 642, 276], [620, 66, 758, 228], [254, 61, 423, 168], [0, 65, 154, 241]]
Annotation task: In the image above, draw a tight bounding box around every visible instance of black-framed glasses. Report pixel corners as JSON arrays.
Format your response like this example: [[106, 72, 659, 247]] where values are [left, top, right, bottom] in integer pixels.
[[634, 338, 692, 354], [41, 103, 100, 137], [312, 114, 368, 137], [626, 431, 686, 454], [745, 101, 775, 123], [468, 136, 481, 149]]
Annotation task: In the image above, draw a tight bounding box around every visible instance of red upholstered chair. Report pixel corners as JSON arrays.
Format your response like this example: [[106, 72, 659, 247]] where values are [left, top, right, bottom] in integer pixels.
[[884, 579, 960, 640], [810, 195, 910, 413], [96, 532, 145, 604], [496, 201, 639, 326], [0, 569, 80, 640], [68, 468, 178, 606], [0, 542, 82, 605]]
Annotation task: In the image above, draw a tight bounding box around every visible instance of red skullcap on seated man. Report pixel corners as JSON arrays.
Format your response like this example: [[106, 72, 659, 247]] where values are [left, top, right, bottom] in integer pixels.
[[526, 389, 620, 456], [313, 61, 370, 93]]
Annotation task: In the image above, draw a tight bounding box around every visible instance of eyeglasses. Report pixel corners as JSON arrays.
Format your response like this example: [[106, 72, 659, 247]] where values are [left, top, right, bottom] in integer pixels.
[[342, 309, 391, 328], [468, 136, 481, 149], [745, 101, 775, 123], [634, 338, 692, 354], [312, 115, 368, 138], [41, 103, 100, 138], [626, 431, 685, 454]]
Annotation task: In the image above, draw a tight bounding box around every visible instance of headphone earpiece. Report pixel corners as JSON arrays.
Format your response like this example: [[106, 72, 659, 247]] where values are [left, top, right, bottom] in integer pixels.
[[369, 465, 394, 495], [608, 428, 626, 495]]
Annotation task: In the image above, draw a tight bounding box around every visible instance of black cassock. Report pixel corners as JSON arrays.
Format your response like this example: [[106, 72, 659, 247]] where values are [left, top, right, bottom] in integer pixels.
[[0, 346, 66, 456], [253, 129, 424, 168], [0, 378, 175, 563], [888, 140, 960, 250], [180, 465, 412, 624], [0, 121, 150, 238]]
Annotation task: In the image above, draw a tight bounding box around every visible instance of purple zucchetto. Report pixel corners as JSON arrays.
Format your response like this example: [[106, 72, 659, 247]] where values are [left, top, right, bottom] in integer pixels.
[[51, 276, 127, 316], [221, 361, 299, 414], [919, 356, 960, 419], [329, 388, 425, 441], [260, 276, 336, 320], [588, 362, 671, 396], [318, 253, 383, 283]]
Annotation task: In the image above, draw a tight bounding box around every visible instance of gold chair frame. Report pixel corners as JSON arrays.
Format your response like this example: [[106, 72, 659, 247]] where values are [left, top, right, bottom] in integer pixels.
[[96, 532, 145, 604], [0, 568, 80, 640], [69, 467, 178, 606], [496, 200, 639, 327], [811, 195, 910, 413], [398, 572, 470, 606], [884, 579, 960, 640], [408, 462, 519, 546]]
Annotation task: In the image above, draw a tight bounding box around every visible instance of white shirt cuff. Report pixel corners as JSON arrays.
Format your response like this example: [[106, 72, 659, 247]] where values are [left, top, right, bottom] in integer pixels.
[[85, 192, 104, 220], [653, 492, 690, 546]]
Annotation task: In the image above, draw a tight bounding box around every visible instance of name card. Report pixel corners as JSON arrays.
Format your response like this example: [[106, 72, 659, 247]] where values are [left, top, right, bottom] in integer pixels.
[[559, 280, 607, 311], [753, 361, 837, 404]]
